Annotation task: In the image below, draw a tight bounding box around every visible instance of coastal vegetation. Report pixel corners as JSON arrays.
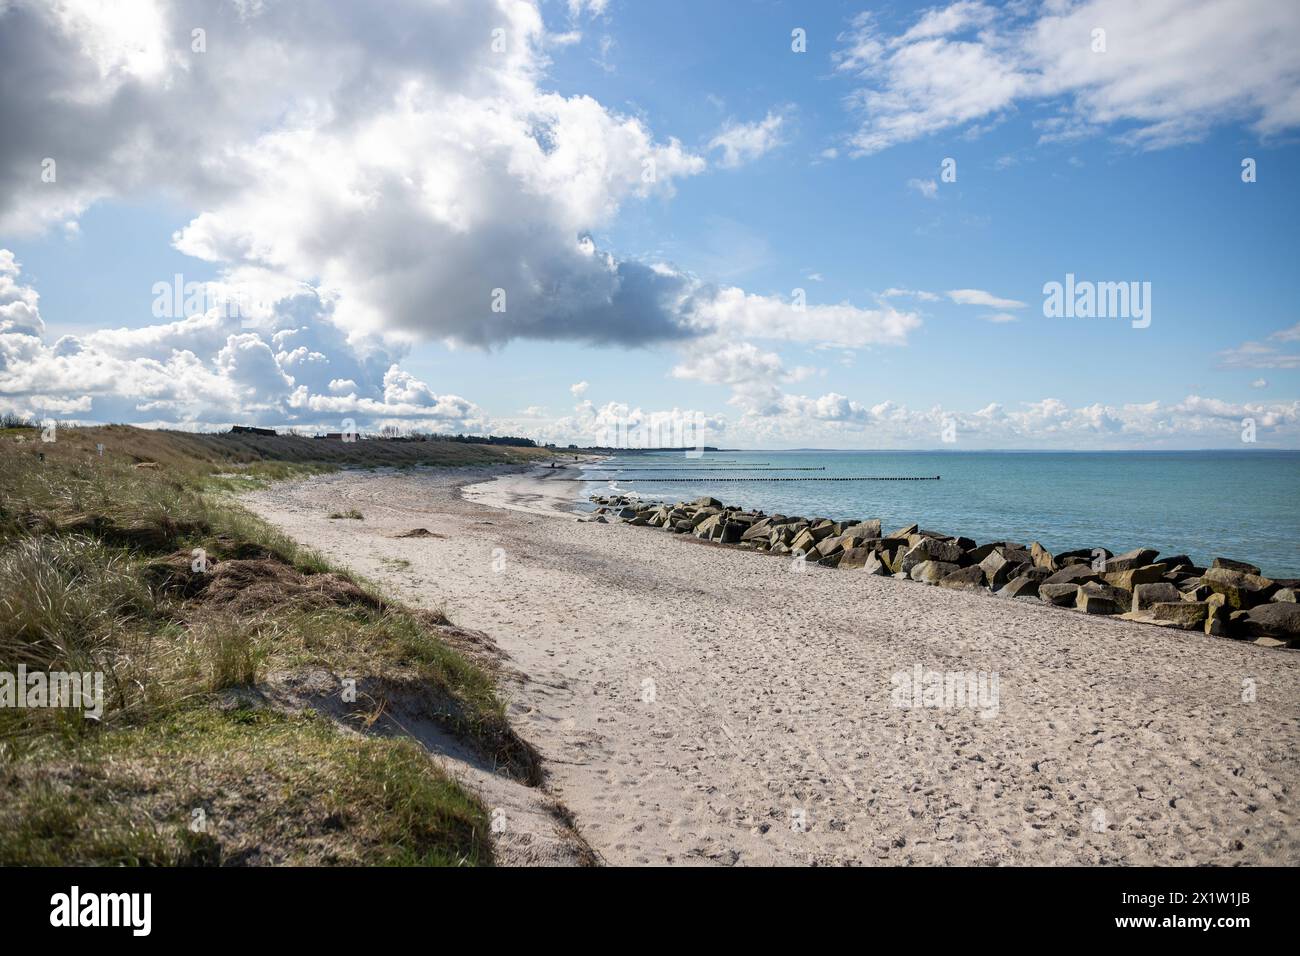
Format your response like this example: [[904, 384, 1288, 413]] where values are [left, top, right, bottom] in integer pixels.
[[0, 423, 549, 865]]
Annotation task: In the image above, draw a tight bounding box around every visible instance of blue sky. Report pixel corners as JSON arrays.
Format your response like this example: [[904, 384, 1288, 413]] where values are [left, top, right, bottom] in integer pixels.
[[1, 0, 1298, 448]]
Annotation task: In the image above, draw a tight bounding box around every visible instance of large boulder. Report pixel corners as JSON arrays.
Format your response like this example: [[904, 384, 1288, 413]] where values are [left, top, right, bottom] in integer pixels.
[[1149, 601, 1210, 629], [815, 534, 850, 559], [857, 550, 889, 575], [1204, 603, 1230, 636], [999, 548, 1033, 568], [939, 565, 987, 591], [1076, 582, 1128, 615], [1103, 547, 1160, 572], [887, 523, 919, 539], [980, 550, 1027, 590], [838, 546, 874, 569], [809, 520, 838, 540], [843, 519, 882, 539], [1201, 567, 1277, 609], [790, 528, 818, 555], [1029, 541, 1057, 572], [694, 514, 723, 539], [1237, 602, 1300, 642], [1056, 547, 1104, 564], [718, 520, 744, 545], [689, 507, 721, 528], [1040, 583, 1081, 606], [1044, 564, 1103, 587], [938, 539, 970, 566], [693, 496, 724, 509], [998, 572, 1046, 601], [910, 560, 959, 585], [1273, 587, 1298, 603], [1103, 564, 1168, 591], [1212, 556, 1261, 575], [901, 537, 964, 573], [1133, 582, 1182, 610], [967, 541, 1028, 564]]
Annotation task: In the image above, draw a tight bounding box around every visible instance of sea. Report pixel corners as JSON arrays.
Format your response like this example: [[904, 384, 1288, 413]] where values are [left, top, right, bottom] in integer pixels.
[[577, 449, 1300, 578]]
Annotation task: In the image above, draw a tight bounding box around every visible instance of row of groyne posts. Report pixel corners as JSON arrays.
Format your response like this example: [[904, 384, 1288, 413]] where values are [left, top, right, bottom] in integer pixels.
[[580, 464, 941, 483]]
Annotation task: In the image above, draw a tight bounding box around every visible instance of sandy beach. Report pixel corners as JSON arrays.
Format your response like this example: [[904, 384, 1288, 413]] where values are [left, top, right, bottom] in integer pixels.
[[241, 463, 1300, 866]]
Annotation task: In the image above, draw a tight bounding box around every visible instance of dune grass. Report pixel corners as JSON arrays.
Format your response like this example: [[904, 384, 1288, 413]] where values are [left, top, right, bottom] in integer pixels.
[[0, 707, 489, 866], [0, 424, 547, 866]]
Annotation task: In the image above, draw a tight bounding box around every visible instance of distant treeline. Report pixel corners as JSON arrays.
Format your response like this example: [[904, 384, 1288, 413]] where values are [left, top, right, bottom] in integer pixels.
[[437, 433, 536, 447], [370, 429, 537, 447], [224, 425, 539, 446]]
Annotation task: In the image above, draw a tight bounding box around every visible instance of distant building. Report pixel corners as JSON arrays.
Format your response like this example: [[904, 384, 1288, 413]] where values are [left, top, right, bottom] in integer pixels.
[[230, 425, 277, 437]]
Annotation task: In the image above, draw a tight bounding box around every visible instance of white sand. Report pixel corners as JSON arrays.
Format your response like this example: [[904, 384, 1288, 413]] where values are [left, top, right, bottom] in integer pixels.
[[242, 464, 1300, 866]]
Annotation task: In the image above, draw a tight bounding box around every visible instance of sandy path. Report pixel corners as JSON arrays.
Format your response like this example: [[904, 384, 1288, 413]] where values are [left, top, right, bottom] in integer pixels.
[[242, 465, 1300, 866]]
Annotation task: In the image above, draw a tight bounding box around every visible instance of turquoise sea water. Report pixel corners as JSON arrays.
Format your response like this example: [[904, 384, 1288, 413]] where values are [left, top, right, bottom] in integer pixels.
[[578, 450, 1300, 578]]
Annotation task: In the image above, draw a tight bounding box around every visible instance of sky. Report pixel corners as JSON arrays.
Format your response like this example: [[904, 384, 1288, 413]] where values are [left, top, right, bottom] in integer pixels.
[[1, 0, 1298, 449]]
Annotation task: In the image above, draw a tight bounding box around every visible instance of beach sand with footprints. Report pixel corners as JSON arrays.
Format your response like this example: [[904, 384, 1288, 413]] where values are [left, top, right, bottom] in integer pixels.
[[241, 462, 1300, 865]]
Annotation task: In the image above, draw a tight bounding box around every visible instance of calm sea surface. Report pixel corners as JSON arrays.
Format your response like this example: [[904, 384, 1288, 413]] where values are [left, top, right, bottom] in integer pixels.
[[577, 450, 1300, 578]]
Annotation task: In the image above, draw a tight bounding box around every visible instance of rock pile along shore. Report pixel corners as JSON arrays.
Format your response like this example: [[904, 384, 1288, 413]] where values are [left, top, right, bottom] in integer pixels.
[[584, 494, 1300, 648]]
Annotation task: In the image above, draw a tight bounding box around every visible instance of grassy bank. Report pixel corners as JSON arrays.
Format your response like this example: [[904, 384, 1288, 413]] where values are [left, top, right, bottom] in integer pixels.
[[0, 424, 549, 866]]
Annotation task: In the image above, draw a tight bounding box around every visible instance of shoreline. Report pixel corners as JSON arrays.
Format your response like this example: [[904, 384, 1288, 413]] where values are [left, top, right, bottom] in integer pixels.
[[461, 458, 599, 517], [240, 466, 1300, 865], [569, 450, 1300, 579], [577, 490, 1300, 648], [463, 465, 1298, 648]]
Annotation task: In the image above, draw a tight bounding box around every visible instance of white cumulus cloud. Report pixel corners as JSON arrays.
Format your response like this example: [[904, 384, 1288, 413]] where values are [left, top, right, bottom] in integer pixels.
[[708, 110, 789, 168], [832, 1, 1300, 155]]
